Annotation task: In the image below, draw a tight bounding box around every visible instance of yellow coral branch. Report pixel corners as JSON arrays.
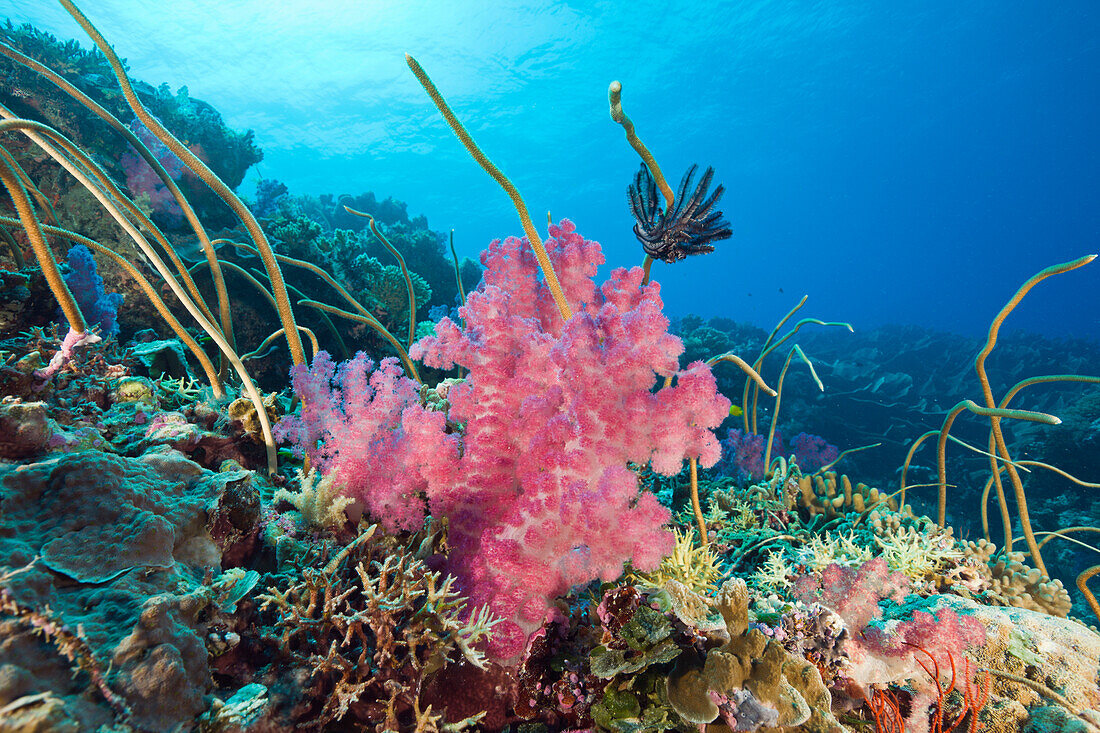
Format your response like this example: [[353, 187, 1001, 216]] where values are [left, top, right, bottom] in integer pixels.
[[405, 53, 572, 322], [59, 0, 303, 366], [607, 81, 674, 208]]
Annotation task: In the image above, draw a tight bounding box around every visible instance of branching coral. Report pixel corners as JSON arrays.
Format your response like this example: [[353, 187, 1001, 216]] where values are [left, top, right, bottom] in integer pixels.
[[875, 524, 963, 585], [798, 469, 905, 519], [257, 529, 498, 730], [801, 532, 873, 573], [630, 528, 722, 596], [753, 550, 795, 592], [957, 539, 1072, 617]]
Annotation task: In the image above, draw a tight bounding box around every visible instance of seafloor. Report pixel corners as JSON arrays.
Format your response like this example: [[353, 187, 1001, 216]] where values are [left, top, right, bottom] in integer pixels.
[[0, 8, 1098, 733]]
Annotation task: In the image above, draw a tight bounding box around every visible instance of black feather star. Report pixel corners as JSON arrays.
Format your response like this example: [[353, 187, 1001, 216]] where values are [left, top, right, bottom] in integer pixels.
[[628, 163, 731, 263]]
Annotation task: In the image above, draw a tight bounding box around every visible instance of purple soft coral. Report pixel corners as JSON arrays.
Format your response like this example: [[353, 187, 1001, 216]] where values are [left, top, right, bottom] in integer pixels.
[[790, 432, 839, 473], [119, 117, 185, 225], [717, 428, 838, 482], [61, 244, 123, 337], [716, 428, 775, 482]]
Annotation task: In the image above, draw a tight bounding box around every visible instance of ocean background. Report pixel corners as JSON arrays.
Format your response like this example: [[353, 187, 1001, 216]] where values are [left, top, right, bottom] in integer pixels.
[[3, 0, 1098, 340]]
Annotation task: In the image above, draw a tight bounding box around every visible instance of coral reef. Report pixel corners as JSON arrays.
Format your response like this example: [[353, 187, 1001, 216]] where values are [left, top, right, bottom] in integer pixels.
[[0, 8, 1096, 733]]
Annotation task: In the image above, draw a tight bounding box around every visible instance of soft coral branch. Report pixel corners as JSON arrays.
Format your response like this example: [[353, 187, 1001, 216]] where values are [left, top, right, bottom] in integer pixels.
[[275, 352, 459, 533]]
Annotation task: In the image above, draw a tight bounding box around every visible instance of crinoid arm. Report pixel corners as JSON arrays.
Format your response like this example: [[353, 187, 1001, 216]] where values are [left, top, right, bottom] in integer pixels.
[[628, 162, 732, 263]]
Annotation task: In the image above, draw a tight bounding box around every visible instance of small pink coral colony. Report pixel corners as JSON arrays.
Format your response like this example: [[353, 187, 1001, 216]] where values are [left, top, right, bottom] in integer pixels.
[[278, 219, 730, 663]]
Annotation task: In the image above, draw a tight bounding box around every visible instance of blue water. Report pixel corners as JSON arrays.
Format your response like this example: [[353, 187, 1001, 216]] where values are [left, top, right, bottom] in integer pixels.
[[5, 1, 1099, 339]]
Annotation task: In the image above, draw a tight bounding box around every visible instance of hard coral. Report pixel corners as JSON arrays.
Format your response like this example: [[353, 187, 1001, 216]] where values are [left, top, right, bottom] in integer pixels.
[[0, 397, 53, 458], [273, 468, 354, 532], [630, 528, 723, 597], [665, 578, 842, 732], [0, 449, 245, 730], [959, 540, 1072, 617], [256, 530, 495, 730], [799, 470, 905, 519]]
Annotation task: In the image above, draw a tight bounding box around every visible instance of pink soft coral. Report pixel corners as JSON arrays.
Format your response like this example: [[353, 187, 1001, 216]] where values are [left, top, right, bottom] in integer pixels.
[[281, 219, 730, 665], [275, 352, 459, 533], [794, 560, 986, 733], [860, 607, 986, 669], [414, 219, 729, 663], [793, 557, 910, 631]]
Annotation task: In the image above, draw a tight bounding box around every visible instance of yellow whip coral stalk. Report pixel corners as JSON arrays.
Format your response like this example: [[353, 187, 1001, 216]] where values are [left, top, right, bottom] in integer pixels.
[[608, 80, 673, 285], [0, 151, 86, 335], [0, 38, 235, 352], [58, 0, 305, 368], [404, 53, 572, 322], [608, 81, 674, 208], [973, 254, 1096, 576], [343, 206, 419, 348], [0, 116, 280, 473], [0, 216, 223, 392]]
